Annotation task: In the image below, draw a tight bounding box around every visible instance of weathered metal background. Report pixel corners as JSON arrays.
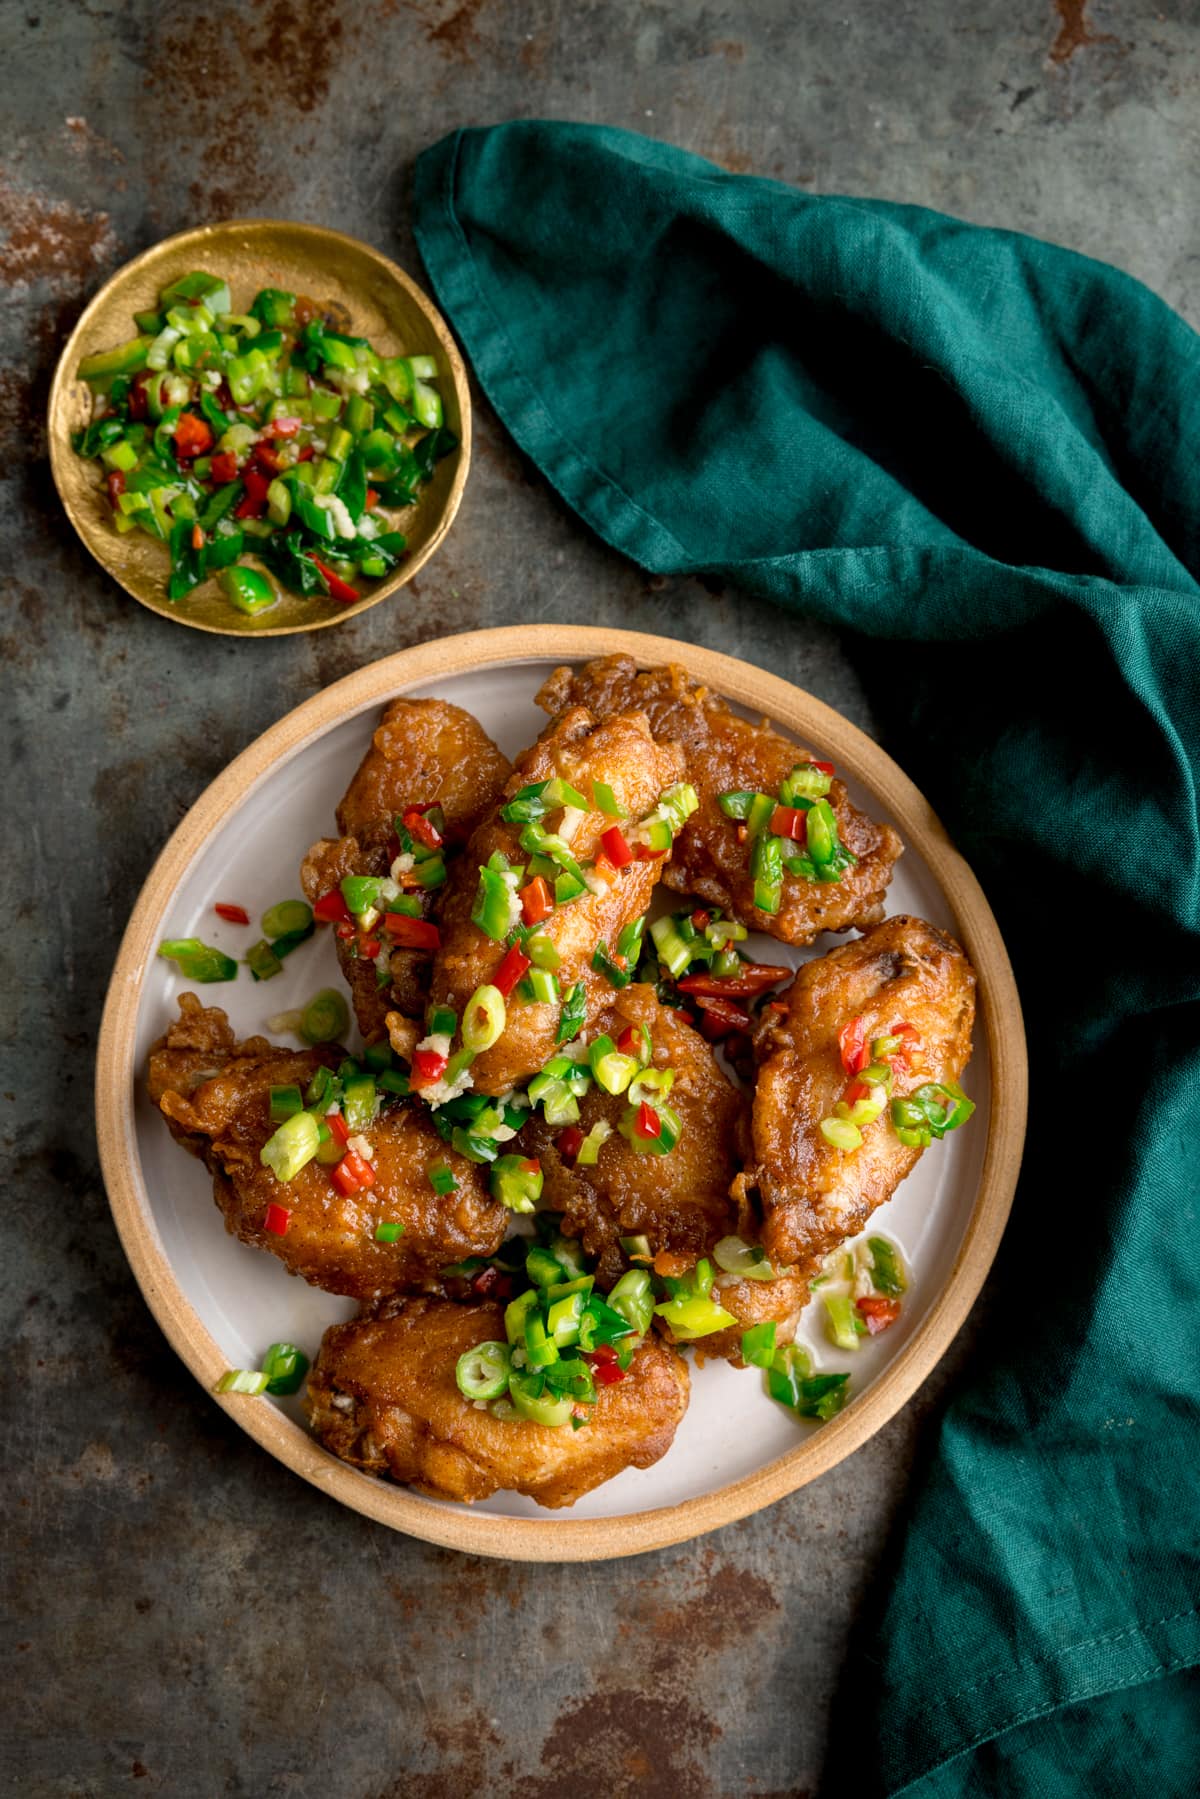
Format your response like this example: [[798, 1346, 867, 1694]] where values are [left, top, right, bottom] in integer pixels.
[[2, 2, 1196, 1793]]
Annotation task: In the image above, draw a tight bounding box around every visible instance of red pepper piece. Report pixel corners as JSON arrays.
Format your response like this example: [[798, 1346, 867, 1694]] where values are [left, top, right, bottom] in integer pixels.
[[592, 850, 617, 884], [208, 450, 238, 486], [296, 445, 315, 462], [634, 1100, 661, 1140], [234, 467, 271, 519], [856, 1295, 901, 1335], [327, 1112, 351, 1147], [520, 1158, 541, 1175], [593, 1359, 626, 1385], [810, 760, 835, 775], [842, 1078, 869, 1105], [263, 1203, 291, 1236], [251, 442, 282, 476], [173, 412, 213, 460], [692, 995, 752, 1039], [557, 1124, 584, 1161], [365, 487, 379, 510], [411, 1047, 449, 1086], [616, 1025, 642, 1057], [335, 920, 356, 942], [519, 875, 553, 926], [214, 902, 250, 925], [403, 807, 443, 851], [384, 914, 441, 951], [690, 910, 711, 930], [589, 1342, 619, 1365], [313, 888, 352, 925], [633, 843, 667, 861], [270, 417, 301, 438], [191, 523, 205, 552], [105, 469, 125, 508], [600, 825, 633, 868], [770, 805, 809, 840], [677, 967, 791, 999], [838, 1015, 870, 1076], [493, 942, 531, 999], [359, 936, 381, 959], [331, 1150, 376, 1196], [127, 373, 150, 421], [310, 557, 360, 605]]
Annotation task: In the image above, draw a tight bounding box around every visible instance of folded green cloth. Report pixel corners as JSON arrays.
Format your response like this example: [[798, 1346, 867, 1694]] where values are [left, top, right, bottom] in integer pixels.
[[413, 123, 1200, 1795]]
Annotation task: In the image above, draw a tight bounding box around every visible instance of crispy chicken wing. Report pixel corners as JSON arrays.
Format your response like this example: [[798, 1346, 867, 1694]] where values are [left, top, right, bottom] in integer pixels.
[[300, 698, 511, 1042], [148, 996, 506, 1300], [537, 657, 901, 945], [423, 707, 684, 1094], [335, 696, 512, 852], [743, 916, 976, 1272], [306, 1295, 690, 1508], [525, 985, 808, 1365]]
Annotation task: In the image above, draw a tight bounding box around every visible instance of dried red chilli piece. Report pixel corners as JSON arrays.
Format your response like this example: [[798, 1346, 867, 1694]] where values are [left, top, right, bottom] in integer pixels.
[[264, 1203, 291, 1236], [335, 920, 355, 941], [105, 469, 125, 508], [693, 995, 752, 1039], [856, 1294, 901, 1335], [384, 914, 441, 951], [214, 903, 250, 925], [558, 1125, 584, 1161], [677, 967, 791, 999], [403, 807, 443, 851]]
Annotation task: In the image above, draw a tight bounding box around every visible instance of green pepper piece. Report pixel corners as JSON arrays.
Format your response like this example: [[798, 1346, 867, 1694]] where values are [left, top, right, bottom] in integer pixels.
[[77, 335, 155, 383], [220, 566, 276, 616]]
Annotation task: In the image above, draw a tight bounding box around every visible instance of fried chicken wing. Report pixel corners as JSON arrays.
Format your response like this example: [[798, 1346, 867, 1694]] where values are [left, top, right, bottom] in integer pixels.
[[743, 916, 976, 1272], [537, 657, 901, 945], [335, 696, 512, 852], [306, 1295, 690, 1508], [300, 698, 511, 1043], [525, 984, 746, 1284], [524, 985, 808, 1365], [148, 996, 507, 1300], [423, 707, 684, 1095]]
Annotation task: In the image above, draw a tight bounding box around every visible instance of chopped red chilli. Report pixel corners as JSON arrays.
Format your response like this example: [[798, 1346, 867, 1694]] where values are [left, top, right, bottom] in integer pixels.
[[264, 1203, 291, 1235], [214, 903, 250, 925]]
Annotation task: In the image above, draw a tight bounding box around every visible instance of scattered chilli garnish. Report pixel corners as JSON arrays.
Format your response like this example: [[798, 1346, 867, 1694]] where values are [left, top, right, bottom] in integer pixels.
[[810, 1234, 909, 1350], [214, 1340, 310, 1397], [717, 760, 856, 909], [818, 1016, 974, 1153]]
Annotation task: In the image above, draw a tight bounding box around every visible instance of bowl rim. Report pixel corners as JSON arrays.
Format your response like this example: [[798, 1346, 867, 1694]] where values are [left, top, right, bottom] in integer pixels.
[[47, 217, 472, 638], [95, 624, 1027, 1561]]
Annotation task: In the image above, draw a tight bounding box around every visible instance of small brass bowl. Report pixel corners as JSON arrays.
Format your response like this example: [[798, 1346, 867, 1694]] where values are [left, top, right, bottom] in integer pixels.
[[47, 219, 471, 637]]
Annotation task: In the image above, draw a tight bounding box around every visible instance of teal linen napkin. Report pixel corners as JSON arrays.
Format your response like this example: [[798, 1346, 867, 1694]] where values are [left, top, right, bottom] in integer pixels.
[[412, 122, 1200, 1795]]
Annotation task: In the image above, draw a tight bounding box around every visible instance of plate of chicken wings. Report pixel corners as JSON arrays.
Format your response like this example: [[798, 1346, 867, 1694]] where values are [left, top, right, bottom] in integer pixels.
[[96, 625, 1025, 1559]]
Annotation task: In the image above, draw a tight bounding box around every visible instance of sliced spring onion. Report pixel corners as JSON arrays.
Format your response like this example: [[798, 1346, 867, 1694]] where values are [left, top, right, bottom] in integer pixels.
[[712, 1236, 776, 1282], [741, 1321, 778, 1368], [820, 1116, 863, 1151], [525, 931, 561, 971], [268, 1085, 303, 1122], [592, 780, 627, 817], [507, 1366, 573, 1427], [824, 1291, 866, 1351], [342, 1074, 377, 1132], [866, 1236, 908, 1297], [587, 1035, 639, 1096], [261, 899, 313, 939], [780, 762, 833, 802], [301, 988, 351, 1045], [260, 1110, 320, 1181], [525, 966, 558, 1004], [650, 913, 693, 979], [266, 1008, 305, 1035], [767, 1350, 850, 1421], [556, 981, 587, 1045], [653, 1290, 737, 1339], [456, 1340, 512, 1401], [608, 1268, 654, 1337], [247, 939, 284, 982], [157, 937, 238, 983], [490, 1154, 543, 1214], [461, 984, 506, 1053], [576, 1118, 612, 1166], [261, 1341, 310, 1395], [591, 941, 631, 989], [214, 1368, 270, 1395]]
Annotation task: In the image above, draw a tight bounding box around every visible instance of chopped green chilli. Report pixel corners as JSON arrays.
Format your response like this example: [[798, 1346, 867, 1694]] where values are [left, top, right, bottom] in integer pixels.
[[71, 270, 457, 615], [261, 1341, 310, 1395], [374, 1220, 405, 1242]]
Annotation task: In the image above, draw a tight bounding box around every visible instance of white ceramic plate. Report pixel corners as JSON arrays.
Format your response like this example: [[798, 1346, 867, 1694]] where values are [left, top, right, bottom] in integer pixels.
[[97, 626, 1025, 1560]]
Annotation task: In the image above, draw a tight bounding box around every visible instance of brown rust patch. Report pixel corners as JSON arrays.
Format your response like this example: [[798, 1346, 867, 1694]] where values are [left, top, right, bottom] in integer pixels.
[[530, 1689, 722, 1797], [408, 0, 488, 61], [143, 0, 349, 214], [1049, 0, 1116, 64], [0, 177, 117, 295]]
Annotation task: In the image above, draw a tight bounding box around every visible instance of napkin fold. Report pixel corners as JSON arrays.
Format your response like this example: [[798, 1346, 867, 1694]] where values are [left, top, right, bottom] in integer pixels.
[[413, 122, 1200, 1795]]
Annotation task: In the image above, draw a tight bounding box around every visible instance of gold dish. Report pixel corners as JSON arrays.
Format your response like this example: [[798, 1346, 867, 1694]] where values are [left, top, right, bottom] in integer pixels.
[[47, 219, 471, 637]]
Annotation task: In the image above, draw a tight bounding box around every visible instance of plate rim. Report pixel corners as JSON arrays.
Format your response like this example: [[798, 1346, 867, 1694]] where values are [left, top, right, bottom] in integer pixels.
[[94, 624, 1027, 1561], [46, 217, 472, 638]]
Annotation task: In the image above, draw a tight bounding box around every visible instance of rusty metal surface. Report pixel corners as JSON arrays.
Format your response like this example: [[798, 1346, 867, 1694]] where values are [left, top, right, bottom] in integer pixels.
[[2, 2, 1196, 1793]]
